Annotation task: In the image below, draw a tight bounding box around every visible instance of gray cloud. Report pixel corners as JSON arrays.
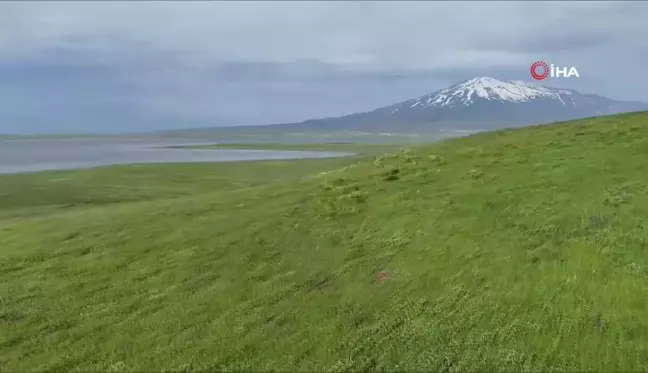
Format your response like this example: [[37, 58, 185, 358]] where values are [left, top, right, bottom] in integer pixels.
[[0, 1, 647, 133]]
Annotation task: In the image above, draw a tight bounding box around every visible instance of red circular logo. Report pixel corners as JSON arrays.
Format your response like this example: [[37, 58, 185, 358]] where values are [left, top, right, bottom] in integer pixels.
[[530, 61, 549, 80]]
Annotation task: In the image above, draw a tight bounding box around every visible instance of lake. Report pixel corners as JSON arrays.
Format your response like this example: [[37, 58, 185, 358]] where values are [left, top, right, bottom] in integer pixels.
[[0, 138, 353, 174]]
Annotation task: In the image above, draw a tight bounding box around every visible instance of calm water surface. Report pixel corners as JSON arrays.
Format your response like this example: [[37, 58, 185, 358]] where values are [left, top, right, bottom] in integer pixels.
[[0, 139, 353, 174]]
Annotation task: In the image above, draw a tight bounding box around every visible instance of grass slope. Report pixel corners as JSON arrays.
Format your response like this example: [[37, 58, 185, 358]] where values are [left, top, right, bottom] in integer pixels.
[[2, 112, 648, 371]]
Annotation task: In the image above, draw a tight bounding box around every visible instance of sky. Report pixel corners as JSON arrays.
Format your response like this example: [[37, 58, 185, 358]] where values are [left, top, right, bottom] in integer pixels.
[[1, 1, 647, 134]]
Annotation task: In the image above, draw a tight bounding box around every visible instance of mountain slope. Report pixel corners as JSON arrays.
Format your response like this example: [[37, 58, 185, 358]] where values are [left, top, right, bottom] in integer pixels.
[[274, 77, 648, 132]]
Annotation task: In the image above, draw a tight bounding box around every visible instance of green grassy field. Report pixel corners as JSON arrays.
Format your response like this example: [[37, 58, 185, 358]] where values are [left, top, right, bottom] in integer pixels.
[[3, 111, 648, 371]]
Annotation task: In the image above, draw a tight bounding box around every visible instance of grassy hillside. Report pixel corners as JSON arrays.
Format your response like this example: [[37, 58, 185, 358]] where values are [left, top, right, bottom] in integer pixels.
[[2, 111, 648, 371]]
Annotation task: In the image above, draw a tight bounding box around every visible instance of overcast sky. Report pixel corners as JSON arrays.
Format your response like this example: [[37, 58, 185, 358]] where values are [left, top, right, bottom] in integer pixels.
[[1, 1, 647, 134]]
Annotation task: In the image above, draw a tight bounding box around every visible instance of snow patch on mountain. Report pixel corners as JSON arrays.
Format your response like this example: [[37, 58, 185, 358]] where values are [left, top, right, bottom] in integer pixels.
[[391, 77, 576, 113]]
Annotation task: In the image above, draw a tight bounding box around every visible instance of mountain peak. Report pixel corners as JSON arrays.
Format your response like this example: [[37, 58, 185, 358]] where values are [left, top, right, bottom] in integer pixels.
[[390, 76, 571, 113], [461, 76, 509, 85], [449, 76, 559, 102]]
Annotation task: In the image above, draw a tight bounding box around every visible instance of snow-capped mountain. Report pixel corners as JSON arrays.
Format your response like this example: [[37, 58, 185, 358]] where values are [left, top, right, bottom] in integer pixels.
[[277, 77, 648, 132], [390, 77, 578, 110]]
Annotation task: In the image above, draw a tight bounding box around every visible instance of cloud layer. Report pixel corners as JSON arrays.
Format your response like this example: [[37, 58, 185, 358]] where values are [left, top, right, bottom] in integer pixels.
[[1, 1, 647, 133]]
